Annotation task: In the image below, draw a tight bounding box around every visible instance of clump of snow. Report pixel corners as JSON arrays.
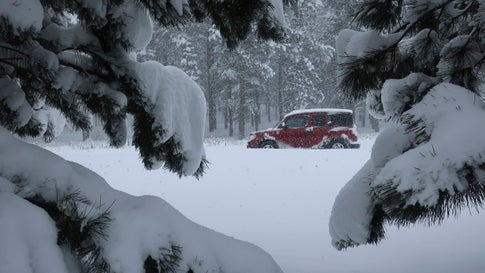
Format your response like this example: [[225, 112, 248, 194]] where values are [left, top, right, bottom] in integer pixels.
[[401, 29, 441, 68], [371, 124, 413, 169], [331, 82, 485, 248], [90, 82, 127, 113], [136, 61, 206, 175], [0, 127, 283, 273], [330, 125, 413, 249], [109, 1, 153, 51], [0, 0, 44, 32], [0, 77, 33, 127], [329, 160, 376, 249], [40, 24, 98, 49], [381, 73, 438, 119], [284, 108, 352, 118], [336, 29, 402, 59], [0, 193, 69, 273], [31, 46, 59, 70], [437, 35, 482, 78], [374, 83, 485, 207], [54, 67, 83, 92]]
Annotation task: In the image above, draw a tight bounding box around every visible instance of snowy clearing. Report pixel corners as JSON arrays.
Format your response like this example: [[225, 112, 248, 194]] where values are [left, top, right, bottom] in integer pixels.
[[47, 135, 485, 273]]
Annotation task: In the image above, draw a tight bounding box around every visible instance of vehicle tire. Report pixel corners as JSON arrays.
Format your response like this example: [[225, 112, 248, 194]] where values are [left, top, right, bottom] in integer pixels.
[[328, 139, 348, 149], [260, 140, 278, 149]]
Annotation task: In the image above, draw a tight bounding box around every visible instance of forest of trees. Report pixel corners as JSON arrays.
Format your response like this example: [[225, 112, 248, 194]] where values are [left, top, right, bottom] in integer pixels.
[[142, 0, 355, 139]]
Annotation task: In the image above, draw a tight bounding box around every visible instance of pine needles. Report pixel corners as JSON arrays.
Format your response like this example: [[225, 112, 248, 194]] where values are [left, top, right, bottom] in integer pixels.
[[370, 164, 485, 229], [27, 190, 112, 273], [144, 245, 183, 273]]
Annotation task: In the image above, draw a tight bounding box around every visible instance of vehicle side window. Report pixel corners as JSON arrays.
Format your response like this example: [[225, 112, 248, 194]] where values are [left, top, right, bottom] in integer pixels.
[[328, 113, 353, 126], [312, 116, 326, 127], [285, 116, 308, 128]]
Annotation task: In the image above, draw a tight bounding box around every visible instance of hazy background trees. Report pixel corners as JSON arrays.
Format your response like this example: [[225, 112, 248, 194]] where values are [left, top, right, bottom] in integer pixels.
[[142, 0, 363, 139]]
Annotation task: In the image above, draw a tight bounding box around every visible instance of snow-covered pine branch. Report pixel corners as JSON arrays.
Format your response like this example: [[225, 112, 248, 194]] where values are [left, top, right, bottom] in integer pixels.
[[0, 127, 284, 273], [0, 0, 288, 272], [0, 0, 287, 175], [331, 0, 485, 249]]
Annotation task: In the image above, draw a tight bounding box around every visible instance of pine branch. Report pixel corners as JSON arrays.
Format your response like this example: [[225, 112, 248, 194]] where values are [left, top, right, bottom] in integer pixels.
[[15, 116, 46, 138], [353, 0, 404, 31], [188, 0, 284, 49], [131, 111, 207, 176], [26, 190, 113, 273], [370, 164, 485, 228], [144, 244, 183, 273], [138, 0, 192, 27], [338, 48, 399, 100]]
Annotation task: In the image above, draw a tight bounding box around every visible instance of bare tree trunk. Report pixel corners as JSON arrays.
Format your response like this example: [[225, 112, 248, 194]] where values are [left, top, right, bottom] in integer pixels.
[[277, 53, 284, 120], [228, 108, 234, 137], [238, 77, 246, 140], [266, 103, 271, 122], [206, 30, 217, 132], [254, 104, 260, 131], [254, 89, 261, 131], [224, 107, 229, 129]]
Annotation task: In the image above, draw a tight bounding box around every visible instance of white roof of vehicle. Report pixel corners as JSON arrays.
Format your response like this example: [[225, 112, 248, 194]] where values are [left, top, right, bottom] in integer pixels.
[[284, 108, 353, 118]]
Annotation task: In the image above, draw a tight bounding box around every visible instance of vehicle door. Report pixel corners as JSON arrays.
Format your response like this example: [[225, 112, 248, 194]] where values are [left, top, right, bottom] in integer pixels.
[[277, 115, 309, 147], [305, 114, 330, 147]]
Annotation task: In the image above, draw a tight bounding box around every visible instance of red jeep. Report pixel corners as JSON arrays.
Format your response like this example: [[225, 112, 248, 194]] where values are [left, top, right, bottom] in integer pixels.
[[247, 109, 360, 149]]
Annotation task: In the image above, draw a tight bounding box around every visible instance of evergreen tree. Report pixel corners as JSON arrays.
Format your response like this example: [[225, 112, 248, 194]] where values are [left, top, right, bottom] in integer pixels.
[[0, 0, 289, 272], [216, 35, 276, 138], [273, 0, 334, 119], [330, 0, 485, 250], [317, 0, 356, 107], [143, 22, 218, 131]]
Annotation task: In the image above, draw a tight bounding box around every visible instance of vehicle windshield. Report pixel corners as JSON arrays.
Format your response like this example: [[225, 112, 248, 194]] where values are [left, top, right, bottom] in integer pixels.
[[274, 120, 283, 128]]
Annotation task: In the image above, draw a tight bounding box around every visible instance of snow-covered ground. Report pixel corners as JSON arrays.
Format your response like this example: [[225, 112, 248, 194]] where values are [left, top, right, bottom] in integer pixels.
[[47, 135, 485, 273]]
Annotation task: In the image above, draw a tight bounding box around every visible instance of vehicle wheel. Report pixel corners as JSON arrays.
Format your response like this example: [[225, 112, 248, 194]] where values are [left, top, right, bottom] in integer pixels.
[[260, 140, 278, 149], [328, 139, 347, 149]]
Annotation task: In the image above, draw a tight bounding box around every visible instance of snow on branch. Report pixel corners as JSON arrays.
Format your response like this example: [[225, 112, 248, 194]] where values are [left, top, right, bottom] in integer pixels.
[[188, 0, 286, 48], [330, 83, 485, 249], [336, 29, 403, 99], [131, 61, 207, 177], [0, 0, 43, 33], [380, 73, 439, 120], [0, 127, 283, 273], [0, 193, 71, 273], [437, 33, 484, 90], [352, 0, 404, 31]]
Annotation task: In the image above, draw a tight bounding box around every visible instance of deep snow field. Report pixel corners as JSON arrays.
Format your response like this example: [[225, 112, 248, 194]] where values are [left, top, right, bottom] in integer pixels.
[[47, 135, 485, 273]]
